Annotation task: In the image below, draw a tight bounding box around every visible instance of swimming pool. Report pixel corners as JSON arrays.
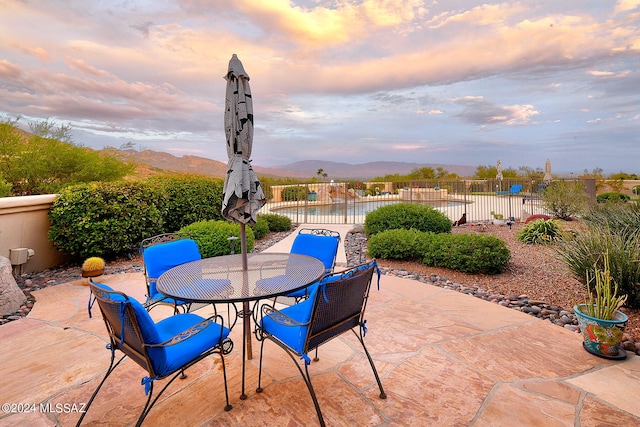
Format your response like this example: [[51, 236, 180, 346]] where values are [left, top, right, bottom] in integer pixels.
[[269, 199, 464, 224]]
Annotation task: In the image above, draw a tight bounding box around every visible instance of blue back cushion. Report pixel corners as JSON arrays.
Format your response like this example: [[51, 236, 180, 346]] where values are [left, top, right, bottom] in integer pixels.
[[144, 239, 201, 295], [92, 283, 161, 345], [291, 233, 339, 273]]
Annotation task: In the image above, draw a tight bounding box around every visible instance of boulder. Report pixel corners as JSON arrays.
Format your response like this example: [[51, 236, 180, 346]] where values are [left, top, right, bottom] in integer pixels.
[[0, 256, 26, 316]]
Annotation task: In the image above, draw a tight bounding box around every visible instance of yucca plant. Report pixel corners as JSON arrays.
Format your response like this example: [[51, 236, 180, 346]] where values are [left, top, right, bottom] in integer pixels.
[[517, 219, 561, 245]]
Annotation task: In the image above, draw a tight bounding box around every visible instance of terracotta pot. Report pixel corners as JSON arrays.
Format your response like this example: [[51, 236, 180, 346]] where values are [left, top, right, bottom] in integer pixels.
[[574, 304, 628, 359], [82, 268, 104, 278]]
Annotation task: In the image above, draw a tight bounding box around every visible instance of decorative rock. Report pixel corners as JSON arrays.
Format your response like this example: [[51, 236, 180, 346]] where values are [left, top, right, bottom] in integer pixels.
[[0, 256, 27, 316]]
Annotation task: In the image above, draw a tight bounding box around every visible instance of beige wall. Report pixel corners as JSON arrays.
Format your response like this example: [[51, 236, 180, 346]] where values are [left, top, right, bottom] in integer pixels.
[[0, 195, 68, 273]]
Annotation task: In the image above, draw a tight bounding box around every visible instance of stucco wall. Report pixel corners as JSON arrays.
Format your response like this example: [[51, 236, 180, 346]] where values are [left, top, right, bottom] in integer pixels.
[[0, 195, 68, 273]]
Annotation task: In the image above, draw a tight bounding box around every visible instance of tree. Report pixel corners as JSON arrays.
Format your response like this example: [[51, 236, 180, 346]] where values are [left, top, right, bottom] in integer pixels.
[[518, 166, 543, 179], [541, 180, 590, 220], [0, 120, 134, 196], [316, 168, 327, 181]]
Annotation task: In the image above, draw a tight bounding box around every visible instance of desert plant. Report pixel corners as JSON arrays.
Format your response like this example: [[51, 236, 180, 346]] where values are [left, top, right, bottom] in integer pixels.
[[178, 220, 254, 257], [556, 226, 640, 308], [541, 180, 590, 220], [582, 202, 640, 241], [579, 254, 627, 320], [259, 213, 292, 232], [250, 216, 270, 240], [48, 181, 165, 259], [82, 257, 105, 272], [517, 219, 562, 245], [0, 120, 133, 196], [364, 203, 452, 236]]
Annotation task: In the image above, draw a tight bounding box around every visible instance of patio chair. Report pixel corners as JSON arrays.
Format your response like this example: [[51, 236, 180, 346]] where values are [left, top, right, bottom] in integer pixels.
[[285, 228, 341, 299], [78, 282, 233, 426], [509, 184, 523, 195], [253, 228, 340, 302], [140, 233, 208, 313], [255, 260, 386, 426]]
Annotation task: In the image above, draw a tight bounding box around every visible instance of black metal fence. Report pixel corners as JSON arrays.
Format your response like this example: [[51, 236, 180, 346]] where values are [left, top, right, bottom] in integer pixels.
[[262, 178, 596, 225]]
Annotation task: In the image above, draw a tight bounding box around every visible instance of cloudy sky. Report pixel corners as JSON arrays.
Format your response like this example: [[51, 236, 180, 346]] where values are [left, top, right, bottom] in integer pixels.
[[1, 0, 639, 175]]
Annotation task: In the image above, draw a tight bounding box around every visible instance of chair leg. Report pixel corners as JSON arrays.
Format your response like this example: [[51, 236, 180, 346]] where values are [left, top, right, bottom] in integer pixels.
[[219, 349, 233, 411], [352, 328, 386, 399], [258, 337, 326, 426], [76, 353, 126, 426]]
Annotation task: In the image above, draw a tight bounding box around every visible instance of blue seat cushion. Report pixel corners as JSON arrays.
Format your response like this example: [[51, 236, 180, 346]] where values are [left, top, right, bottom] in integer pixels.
[[291, 234, 339, 273], [260, 291, 315, 354], [144, 239, 202, 296], [92, 283, 230, 378], [148, 313, 230, 377], [92, 283, 161, 344]]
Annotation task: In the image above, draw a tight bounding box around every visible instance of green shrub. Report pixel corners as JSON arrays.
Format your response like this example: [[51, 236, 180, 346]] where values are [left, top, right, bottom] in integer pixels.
[[364, 203, 452, 236], [368, 228, 510, 274], [367, 229, 423, 260], [259, 213, 292, 232], [281, 186, 306, 201], [147, 174, 224, 231], [422, 233, 510, 274], [556, 226, 640, 308], [178, 220, 254, 257], [250, 216, 270, 240], [597, 192, 630, 203], [48, 181, 165, 259], [541, 180, 589, 220], [516, 219, 562, 245], [583, 203, 640, 241]]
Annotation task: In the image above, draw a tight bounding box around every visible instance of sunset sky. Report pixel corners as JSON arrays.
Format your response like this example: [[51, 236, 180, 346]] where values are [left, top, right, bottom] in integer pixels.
[[1, 0, 639, 174]]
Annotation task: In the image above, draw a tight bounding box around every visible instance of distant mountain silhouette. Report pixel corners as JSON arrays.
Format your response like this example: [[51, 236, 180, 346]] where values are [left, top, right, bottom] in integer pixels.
[[106, 150, 476, 180]]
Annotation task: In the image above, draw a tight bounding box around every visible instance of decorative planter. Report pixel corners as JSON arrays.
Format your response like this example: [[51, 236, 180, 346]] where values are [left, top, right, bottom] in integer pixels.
[[82, 268, 104, 278], [493, 219, 505, 226], [574, 304, 628, 359]]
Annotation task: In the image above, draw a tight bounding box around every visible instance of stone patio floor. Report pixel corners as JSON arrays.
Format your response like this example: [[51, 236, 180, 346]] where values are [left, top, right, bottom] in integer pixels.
[[1, 225, 639, 426]]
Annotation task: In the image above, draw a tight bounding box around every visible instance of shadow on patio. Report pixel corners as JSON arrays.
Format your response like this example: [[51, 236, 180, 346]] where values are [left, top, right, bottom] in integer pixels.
[[1, 270, 639, 426]]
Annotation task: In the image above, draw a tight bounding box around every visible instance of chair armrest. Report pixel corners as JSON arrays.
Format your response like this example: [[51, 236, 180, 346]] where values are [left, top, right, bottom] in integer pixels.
[[147, 314, 227, 348], [260, 304, 310, 327]]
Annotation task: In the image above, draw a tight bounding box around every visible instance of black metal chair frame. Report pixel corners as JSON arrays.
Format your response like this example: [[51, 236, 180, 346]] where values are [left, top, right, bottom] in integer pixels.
[[77, 283, 234, 426], [255, 262, 386, 426]]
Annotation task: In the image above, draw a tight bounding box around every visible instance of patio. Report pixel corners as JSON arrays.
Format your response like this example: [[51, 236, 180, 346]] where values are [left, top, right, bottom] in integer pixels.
[[1, 226, 639, 426]]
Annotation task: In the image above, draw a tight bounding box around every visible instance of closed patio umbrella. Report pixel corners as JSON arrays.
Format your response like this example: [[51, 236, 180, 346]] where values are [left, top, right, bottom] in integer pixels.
[[221, 54, 266, 367], [543, 158, 552, 183], [221, 54, 266, 269]]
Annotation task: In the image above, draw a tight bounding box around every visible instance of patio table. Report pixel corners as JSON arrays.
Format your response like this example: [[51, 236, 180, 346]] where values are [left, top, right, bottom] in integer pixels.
[[156, 252, 324, 399]]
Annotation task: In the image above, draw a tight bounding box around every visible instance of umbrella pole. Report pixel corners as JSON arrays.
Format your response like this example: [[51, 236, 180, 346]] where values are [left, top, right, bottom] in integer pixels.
[[240, 222, 253, 366]]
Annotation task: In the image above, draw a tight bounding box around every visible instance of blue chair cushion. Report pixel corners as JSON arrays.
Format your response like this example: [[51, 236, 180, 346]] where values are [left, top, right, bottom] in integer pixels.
[[509, 184, 522, 194], [92, 283, 161, 344], [92, 283, 230, 378], [144, 239, 202, 296], [260, 293, 315, 354], [291, 234, 339, 273], [149, 313, 230, 377]]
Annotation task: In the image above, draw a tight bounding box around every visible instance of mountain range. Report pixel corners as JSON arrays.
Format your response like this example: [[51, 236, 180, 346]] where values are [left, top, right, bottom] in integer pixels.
[[109, 149, 477, 180]]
